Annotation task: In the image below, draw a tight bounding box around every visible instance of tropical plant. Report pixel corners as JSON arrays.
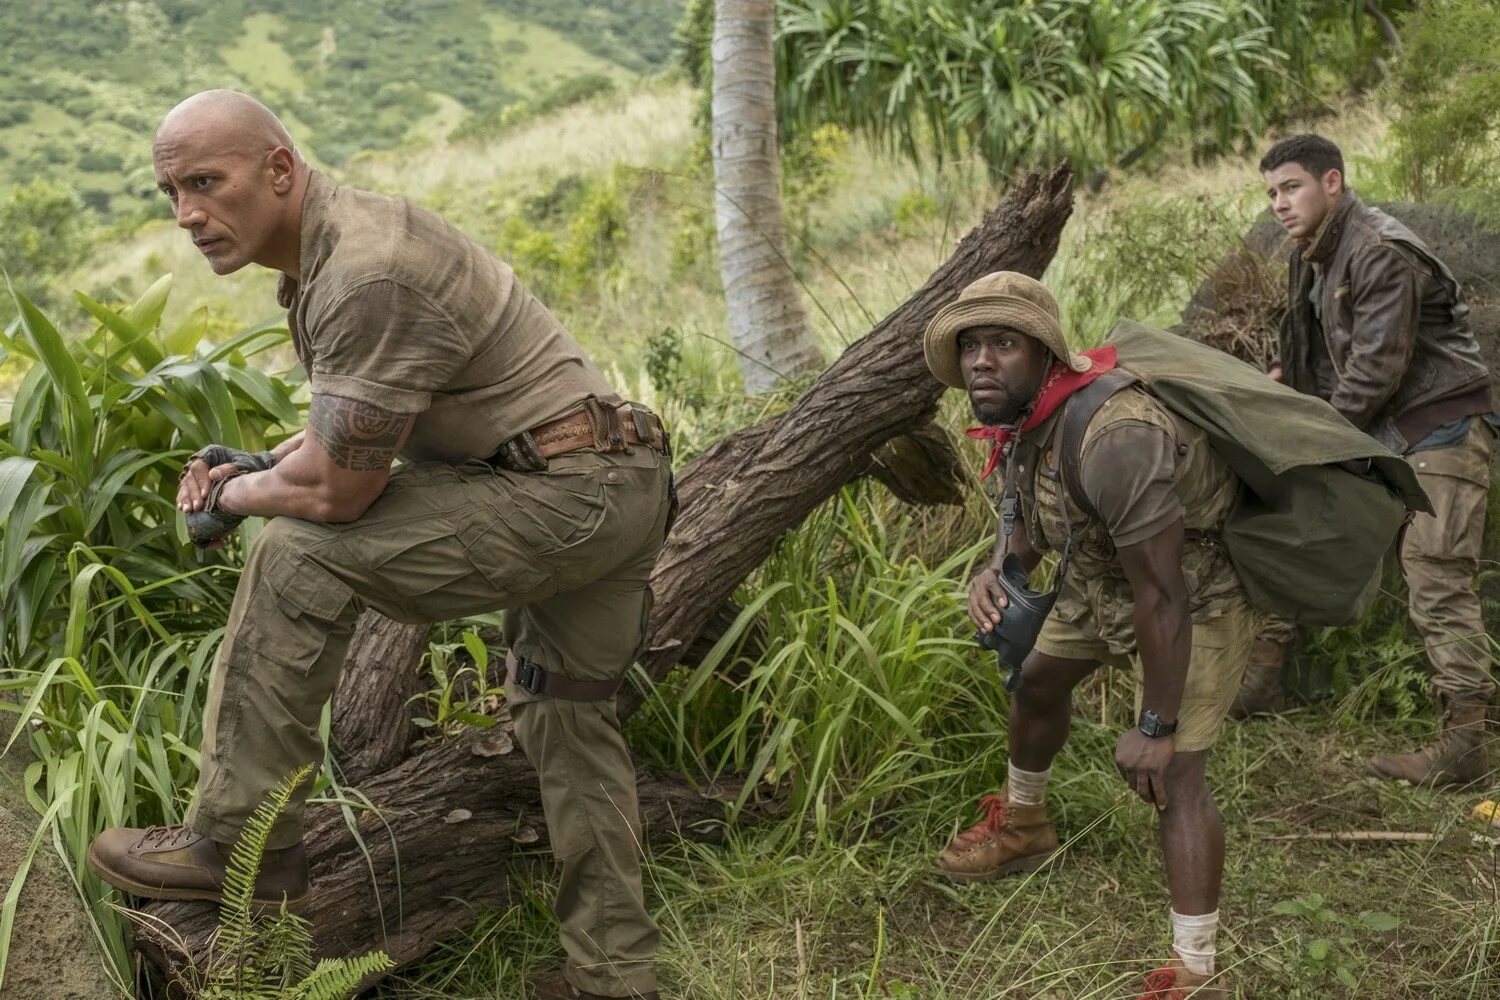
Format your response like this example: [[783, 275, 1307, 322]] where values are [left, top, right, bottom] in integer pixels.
[[1378, 0, 1500, 222], [0, 277, 299, 671], [772, 0, 1298, 180], [0, 277, 302, 979], [192, 764, 392, 1000]]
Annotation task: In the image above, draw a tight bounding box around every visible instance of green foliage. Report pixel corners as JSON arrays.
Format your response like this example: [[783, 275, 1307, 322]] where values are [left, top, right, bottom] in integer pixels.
[[499, 174, 631, 301], [449, 73, 619, 144], [0, 181, 95, 319], [674, 0, 715, 89], [0, 0, 677, 227], [630, 479, 1013, 848], [195, 764, 393, 999], [772, 0, 1289, 180], [492, 0, 687, 72], [1269, 893, 1401, 996], [782, 123, 851, 241], [1298, 571, 1427, 720], [412, 627, 502, 736], [1379, 0, 1500, 223], [0, 278, 302, 978], [890, 191, 942, 235], [644, 326, 695, 407], [1046, 191, 1254, 348]]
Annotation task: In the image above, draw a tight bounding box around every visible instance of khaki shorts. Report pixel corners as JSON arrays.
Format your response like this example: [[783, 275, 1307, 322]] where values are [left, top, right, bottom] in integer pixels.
[[1033, 603, 1260, 752]]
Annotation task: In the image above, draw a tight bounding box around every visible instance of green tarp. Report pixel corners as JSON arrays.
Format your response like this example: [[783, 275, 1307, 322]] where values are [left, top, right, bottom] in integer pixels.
[[1109, 320, 1431, 625]]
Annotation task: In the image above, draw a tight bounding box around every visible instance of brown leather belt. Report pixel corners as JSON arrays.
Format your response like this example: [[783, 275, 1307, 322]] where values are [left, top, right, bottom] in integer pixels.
[[490, 399, 670, 472], [506, 650, 624, 702], [531, 406, 649, 459]]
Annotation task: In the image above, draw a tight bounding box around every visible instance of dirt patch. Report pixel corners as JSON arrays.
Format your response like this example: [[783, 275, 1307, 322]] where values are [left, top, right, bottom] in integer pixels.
[[0, 751, 121, 999]]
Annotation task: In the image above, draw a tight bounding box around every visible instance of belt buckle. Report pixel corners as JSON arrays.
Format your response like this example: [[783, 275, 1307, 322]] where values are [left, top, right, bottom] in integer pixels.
[[514, 657, 545, 695]]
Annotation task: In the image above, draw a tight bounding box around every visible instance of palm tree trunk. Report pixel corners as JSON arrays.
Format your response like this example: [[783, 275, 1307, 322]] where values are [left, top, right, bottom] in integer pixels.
[[711, 0, 822, 394]]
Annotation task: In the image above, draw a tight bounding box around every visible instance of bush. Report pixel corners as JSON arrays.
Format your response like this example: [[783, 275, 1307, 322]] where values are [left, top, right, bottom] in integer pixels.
[[1382, 0, 1500, 222], [498, 175, 630, 300], [1046, 192, 1252, 348], [0, 179, 94, 320]]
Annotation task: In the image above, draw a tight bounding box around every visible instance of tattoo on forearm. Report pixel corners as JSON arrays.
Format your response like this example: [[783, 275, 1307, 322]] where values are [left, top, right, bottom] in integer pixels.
[[309, 395, 411, 471]]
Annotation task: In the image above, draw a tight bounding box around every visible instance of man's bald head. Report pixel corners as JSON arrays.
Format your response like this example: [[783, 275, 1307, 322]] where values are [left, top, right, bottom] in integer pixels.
[[155, 89, 297, 159], [153, 90, 309, 277]]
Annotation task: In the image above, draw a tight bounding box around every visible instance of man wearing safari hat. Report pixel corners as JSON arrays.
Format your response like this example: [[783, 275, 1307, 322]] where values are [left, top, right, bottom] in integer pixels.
[[925, 272, 1257, 998]]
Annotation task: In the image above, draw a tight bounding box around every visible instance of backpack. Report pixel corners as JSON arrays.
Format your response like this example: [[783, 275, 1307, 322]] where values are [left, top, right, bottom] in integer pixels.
[[1056, 321, 1431, 626]]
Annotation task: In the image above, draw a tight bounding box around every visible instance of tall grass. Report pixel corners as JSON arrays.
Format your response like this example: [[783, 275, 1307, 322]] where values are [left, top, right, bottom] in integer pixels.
[[0, 278, 301, 986]]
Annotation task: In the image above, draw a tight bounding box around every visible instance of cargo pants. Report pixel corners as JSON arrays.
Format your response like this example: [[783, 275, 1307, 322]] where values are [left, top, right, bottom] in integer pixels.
[[185, 446, 672, 997], [1258, 420, 1495, 704], [1402, 421, 1496, 704]]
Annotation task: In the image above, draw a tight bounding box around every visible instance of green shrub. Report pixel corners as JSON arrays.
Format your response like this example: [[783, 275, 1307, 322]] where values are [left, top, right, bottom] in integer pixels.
[[499, 175, 630, 300], [0, 180, 95, 320], [1381, 0, 1500, 222], [1047, 192, 1252, 348]]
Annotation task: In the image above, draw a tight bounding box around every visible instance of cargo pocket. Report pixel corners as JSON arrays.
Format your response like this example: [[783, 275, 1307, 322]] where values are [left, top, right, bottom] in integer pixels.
[[455, 513, 552, 600], [1409, 426, 1493, 488], [502, 471, 608, 556], [260, 549, 358, 674]]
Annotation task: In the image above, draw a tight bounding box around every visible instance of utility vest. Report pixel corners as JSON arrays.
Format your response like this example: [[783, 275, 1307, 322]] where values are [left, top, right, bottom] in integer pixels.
[[1006, 384, 1245, 654]]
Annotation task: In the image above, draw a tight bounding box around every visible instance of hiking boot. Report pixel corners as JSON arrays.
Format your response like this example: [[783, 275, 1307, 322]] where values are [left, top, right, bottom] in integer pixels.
[[1365, 700, 1491, 787], [529, 970, 658, 1000], [1137, 959, 1229, 998], [933, 790, 1058, 882], [1229, 638, 1285, 718], [87, 824, 309, 904]]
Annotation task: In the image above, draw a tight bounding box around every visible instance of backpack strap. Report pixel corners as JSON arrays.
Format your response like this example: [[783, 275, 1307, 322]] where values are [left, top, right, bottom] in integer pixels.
[[1058, 368, 1143, 526]]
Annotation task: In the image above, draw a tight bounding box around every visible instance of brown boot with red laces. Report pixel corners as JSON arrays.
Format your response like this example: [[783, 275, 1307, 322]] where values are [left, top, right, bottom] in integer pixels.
[[932, 789, 1058, 882], [1137, 959, 1229, 998]]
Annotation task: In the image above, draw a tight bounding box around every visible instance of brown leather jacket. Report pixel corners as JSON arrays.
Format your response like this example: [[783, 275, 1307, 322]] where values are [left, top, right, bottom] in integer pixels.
[[1279, 192, 1491, 453]]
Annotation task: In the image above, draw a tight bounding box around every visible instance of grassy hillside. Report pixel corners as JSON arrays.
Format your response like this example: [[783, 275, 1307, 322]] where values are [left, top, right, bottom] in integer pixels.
[[0, 0, 681, 223]]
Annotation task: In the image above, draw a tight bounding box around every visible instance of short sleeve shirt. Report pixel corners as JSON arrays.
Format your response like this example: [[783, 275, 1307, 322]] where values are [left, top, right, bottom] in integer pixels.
[[277, 171, 621, 464], [1078, 420, 1182, 547]]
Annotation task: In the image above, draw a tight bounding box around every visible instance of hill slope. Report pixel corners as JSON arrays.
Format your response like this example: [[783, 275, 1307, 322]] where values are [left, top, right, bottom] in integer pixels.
[[0, 0, 683, 219]]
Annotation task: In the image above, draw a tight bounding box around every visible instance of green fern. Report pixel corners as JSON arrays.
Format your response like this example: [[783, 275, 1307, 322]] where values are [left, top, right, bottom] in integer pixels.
[[192, 764, 393, 1000], [258, 909, 316, 989], [215, 763, 314, 972], [297, 953, 397, 1000]]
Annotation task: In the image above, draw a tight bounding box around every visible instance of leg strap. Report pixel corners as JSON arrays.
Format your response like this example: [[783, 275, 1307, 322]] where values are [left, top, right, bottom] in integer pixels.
[[507, 650, 625, 702]]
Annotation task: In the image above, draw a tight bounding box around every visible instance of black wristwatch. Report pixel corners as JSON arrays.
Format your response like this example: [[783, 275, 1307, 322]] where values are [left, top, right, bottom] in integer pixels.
[[1138, 709, 1179, 739]]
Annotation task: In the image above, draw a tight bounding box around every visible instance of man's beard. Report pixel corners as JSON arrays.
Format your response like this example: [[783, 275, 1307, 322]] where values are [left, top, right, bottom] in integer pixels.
[[970, 371, 1045, 426]]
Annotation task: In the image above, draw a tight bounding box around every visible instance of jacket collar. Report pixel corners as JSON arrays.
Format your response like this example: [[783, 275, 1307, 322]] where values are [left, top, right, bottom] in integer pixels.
[[1301, 190, 1362, 265]]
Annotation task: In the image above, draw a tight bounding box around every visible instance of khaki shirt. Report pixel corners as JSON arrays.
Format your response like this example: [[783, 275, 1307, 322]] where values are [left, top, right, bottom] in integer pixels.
[[1010, 384, 1244, 654], [277, 170, 620, 464]]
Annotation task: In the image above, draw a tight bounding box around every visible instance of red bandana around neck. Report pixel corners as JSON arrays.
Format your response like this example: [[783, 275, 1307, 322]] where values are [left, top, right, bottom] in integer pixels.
[[965, 345, 1119, 479]]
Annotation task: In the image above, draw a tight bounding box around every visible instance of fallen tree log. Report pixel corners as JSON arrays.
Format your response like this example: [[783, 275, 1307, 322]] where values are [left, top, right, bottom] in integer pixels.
[[136, 715, 726, 991], [637, 164, 1075, 691], [136, 165, 1075, 986], [330, 613, 431, 785]]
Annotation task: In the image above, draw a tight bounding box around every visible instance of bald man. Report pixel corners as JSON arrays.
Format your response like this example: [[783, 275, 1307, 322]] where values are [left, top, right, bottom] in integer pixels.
[[86, 91, 672, 1000]]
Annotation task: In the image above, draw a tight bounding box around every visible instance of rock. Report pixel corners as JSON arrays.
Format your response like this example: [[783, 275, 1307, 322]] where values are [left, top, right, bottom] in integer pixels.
[[0, 751, 121, 999]]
